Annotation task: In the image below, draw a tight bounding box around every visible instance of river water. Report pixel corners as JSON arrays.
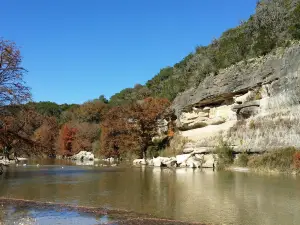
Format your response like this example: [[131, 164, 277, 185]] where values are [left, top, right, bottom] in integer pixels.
[[0, 161, 300, 225]]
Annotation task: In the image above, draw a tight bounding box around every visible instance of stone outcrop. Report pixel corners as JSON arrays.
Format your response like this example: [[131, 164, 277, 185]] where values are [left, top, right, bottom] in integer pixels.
[[172, 44, 300, 116], [169, 43, 300, 153]]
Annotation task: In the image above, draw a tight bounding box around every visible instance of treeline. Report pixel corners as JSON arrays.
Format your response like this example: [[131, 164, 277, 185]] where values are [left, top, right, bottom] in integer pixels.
[[109, 0, 300, 105], [1, 97, 172, 159]]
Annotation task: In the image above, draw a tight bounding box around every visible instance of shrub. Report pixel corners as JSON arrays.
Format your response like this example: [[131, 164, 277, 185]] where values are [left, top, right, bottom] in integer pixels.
[[249, 120, 256, 129], [146, 145, 160, 158], [236, 153, 249, 167], [215, 140, 234, 170], [254, 90, 262, 100]]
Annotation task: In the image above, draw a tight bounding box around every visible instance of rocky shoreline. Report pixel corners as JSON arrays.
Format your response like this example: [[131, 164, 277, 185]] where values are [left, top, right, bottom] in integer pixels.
[[133, 152, 216, 169]]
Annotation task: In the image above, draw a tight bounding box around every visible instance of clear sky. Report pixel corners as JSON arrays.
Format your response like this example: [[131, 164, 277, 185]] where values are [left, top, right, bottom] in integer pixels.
[[1, 0, 257, 104]]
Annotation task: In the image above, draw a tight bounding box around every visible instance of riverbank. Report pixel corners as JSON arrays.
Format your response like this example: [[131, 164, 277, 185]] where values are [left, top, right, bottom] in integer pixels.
[[132, 147, 300, 175]]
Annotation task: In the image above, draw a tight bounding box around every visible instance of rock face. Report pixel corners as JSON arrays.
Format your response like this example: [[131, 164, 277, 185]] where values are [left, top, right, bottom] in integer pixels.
[[172, 44, 300, 116], [71, 151, 94, 161], [170, 43, 300, 153]]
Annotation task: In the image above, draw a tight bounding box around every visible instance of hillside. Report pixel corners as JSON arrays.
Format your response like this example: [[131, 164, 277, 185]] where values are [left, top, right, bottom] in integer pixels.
[[109, 0, 300, 106]]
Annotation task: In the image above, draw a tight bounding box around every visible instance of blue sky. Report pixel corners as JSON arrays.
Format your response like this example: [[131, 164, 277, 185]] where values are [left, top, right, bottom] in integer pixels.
[[1, 0, 257, 104]]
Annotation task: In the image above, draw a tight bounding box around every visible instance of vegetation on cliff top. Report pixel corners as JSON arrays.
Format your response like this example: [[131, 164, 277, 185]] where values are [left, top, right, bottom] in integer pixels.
[[110, 0, 300, 105]]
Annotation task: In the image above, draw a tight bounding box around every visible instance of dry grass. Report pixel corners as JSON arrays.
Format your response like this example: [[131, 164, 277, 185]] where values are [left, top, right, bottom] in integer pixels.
[[227, 104, 300, 151], [159, 134, 189, 157], [247, 147, 300, 173]]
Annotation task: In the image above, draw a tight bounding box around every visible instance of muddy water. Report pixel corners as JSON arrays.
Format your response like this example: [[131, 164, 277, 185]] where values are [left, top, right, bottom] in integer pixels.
[[0, 162, 300, 225]]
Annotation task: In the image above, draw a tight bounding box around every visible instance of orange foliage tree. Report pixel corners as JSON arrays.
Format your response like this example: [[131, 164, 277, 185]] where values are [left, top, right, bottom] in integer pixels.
[[101, 97, 170, 158], [58, 124, 77, 157], [71, 122, 100, 154], [57, 122, 100, 157], [33, 117, 58, 157], [0, 106, 59, 157], [100, 106, 137, 158]]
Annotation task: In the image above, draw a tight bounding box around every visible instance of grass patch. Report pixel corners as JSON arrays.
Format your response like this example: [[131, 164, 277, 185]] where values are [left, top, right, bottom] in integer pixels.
[[248, 147, 300, 173]]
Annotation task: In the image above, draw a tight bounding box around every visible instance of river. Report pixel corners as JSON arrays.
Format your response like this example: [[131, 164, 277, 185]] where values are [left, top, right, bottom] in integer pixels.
[[0, 160, 300, 225]]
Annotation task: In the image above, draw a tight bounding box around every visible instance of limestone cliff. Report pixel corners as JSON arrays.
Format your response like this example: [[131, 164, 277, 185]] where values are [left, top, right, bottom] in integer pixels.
[[171, 42, 300, 153]]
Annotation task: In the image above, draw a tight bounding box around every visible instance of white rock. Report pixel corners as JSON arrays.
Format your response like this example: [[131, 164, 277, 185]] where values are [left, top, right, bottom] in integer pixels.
[[233, 91, 254, 104], [186, 157, 201, 168], [133, 159, 146, 165], [202, 154, 216, 168], [152, 157, 162, 167], [203, 107, 211, 112], [179, 162, 187, 168], [176, 154, 192, 164], [71, 151, 94, 161], [146, 159, 154, 166]]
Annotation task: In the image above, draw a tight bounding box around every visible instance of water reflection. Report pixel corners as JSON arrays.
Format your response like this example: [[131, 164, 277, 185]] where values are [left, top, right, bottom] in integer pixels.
[[1, 164, 300, 225], [0, 204, 109, 225]]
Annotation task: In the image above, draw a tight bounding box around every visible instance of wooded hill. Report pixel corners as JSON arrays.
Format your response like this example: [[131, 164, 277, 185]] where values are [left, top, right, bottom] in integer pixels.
[[110, 0, 300, 105]]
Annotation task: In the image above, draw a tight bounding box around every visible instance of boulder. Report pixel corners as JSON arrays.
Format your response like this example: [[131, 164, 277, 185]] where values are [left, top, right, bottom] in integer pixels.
[[179, 162, 187, 168], [133, 159, 147, 165], [233, 91, 254, 104], [182, 147, 194, 154], [0, 159, 12, 166], [146, 159, 154, 166], [162, 157, 177, 167], [186, 157, 201, 168], [152, 157, 176, 167], [202, 154, 216, 168], [176, 154, 192, 165], [152, 157, 162, 167], [71, 151, 94, 161]]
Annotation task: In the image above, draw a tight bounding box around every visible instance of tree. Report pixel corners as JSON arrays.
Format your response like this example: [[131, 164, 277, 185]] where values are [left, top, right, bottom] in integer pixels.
[[74, 100, 108, 123], [57, 124, 77, 157], [100, 106, 137, 158], [98, 95, 108, 104], [33, 117, 58, 157], [57, 122, 100, 157], [100, 97, 170, 158], [128, 97, 170, 158], [0, 39, 31, 106], [0, 106, 58, 157], [0, 38, 35, 162]]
